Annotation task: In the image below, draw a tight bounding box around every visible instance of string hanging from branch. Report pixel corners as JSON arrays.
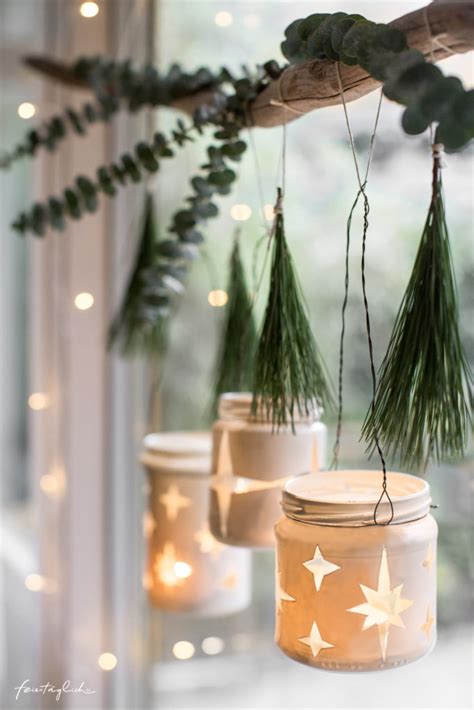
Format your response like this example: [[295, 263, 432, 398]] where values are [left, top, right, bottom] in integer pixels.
[[362, 144, 472, 470], [252, 188, 334, 429], [211, 233, 258, 414]]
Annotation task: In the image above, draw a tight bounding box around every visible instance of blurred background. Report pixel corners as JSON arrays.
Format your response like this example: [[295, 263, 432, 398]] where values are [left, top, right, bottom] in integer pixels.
[[1, 0, 472, 709]]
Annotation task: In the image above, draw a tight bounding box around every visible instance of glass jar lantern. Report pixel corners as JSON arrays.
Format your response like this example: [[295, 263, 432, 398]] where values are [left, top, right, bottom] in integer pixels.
[[210, 393, 327, 548], [140, 431, 251, 615], [275, 471, 437, 671]]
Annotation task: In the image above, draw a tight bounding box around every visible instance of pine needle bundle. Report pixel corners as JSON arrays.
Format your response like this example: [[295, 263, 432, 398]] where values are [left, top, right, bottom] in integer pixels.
[[362, 150, 472, 469], [252, 190, 334, 429], [212, 236, 258, 412], [108, 192, 169, 355]]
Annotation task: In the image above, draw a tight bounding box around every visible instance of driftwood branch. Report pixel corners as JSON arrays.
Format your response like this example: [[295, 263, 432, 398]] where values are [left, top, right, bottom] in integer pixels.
[[24, 1, 474, 129]]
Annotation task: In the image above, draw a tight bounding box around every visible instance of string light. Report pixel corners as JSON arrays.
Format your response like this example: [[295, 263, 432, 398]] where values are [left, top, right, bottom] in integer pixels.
[[208, 289, 228, 307], [24, 574, 56, 593], [98, 653, 117, 671], [74, 292, 94, 310], [202, 637, 225, 655], [28, 392, 50, 411], [17, 102, 36, 119], [172, 641, 195, 660], [214, 11, 233, 27], [24, 574, 45, 591], [40, 466, 66, 498], [80, 1, 99, 18], [230, 204, 252, 221], [263, 204, 275, 221]]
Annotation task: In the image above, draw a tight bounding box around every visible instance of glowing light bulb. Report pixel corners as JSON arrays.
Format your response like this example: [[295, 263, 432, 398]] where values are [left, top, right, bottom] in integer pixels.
[[214, 11, 233, 27], [28, 392, 50, 411], [154, 544, 192, 587], [174, 561, 192, 579], [173, 641, 195, 660], [208, 289, 228, 307], [263, 204, 275, 221], [98, 653, 117, 671], [25, 574, 45, 591], [17, 102, 36, 119], [74, 292, 94, 310], [230, 203, 252, 221], [40, 466, 66, 498], [80, 1, 99, 18], [202, 636, 225, 655]]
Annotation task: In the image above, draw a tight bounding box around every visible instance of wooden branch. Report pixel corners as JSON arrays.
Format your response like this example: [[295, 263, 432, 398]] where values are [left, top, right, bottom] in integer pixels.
[[23, 1, 474, 128]]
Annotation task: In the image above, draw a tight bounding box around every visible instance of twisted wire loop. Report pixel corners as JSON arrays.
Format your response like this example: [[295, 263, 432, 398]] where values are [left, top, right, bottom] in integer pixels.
[[334, 63, 394, 525]]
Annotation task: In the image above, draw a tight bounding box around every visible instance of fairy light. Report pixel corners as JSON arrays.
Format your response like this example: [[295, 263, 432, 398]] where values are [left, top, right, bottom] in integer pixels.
[[98, 653, 117, 671], [174, 561, 192, 579], [230, 203, 252, 221], [172, 641, 195, 660], [17, 102, 36, 119], [202, 637, 225, 655], [80, 1, 99, 18], [28, 392, 50, 411], [263, 204, 275, 221], [40, 466, 66, 498], [74, 292, 94, 310], [208, 289, 228, 307], [214, 11, 233, 27], [25, 574, 45, 592]]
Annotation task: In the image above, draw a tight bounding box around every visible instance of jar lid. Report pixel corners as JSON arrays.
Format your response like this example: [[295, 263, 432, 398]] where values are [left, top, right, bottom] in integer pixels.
[[217, 392, 321, 423], [140, 431, 211, 476], [282, 470, 431, 526]]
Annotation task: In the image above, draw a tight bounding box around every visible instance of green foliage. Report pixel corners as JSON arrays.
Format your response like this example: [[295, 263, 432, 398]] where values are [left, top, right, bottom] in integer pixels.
[[252, 190, 334, 429], [212, 236, 258, 414], [281, 12, 474, 150], [108, 192, 172, 355], [361, 157, 472, 469]]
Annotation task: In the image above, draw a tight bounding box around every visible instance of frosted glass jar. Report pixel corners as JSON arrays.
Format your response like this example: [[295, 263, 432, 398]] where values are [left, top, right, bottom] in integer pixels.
[[275, 471, 437, 671], [140, 431, 251, 615], [210, 393, 327, 548]]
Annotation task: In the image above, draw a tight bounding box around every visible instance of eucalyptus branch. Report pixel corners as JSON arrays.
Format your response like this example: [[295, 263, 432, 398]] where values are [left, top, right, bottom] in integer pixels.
[[282, 12, 474, 149], [0, 61, 230, 170]]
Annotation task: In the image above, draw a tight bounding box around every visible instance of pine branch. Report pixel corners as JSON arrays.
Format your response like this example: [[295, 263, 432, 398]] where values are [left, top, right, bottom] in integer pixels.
[[108, 193, 173, 356], [252, 190, 334, 429], [212, 236, 258, 413], [362, 153, 472, 469]]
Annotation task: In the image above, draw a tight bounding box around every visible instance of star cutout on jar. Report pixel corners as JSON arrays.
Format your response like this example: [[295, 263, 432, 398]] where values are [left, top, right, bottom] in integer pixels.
[[348, 546, 413, 661], [421, 605, 435, 640], [142, 510, 156, 539], [422, 543, 434, 572], [159, 484, 191, 521], [275, 567, 295, 613], [302, 545, 341, 591], [194, 523, 224, 558], [298, 620, 333, 657], [219, 571, 237, 589]]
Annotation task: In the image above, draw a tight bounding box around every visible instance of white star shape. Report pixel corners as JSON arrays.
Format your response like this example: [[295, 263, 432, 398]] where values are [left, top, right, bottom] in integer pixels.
[[303, 545, 341, 591], [422, 543, 434, 572], [194, 523, 224, 558], [348, 546, 413, 661], [421, 605, 435, 640], [298, 620, 334, 657], [275, 568, 295, 613], [159, 484, 191, 521], [219, 571, 237, 589], [142, 510, 156, 539]]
